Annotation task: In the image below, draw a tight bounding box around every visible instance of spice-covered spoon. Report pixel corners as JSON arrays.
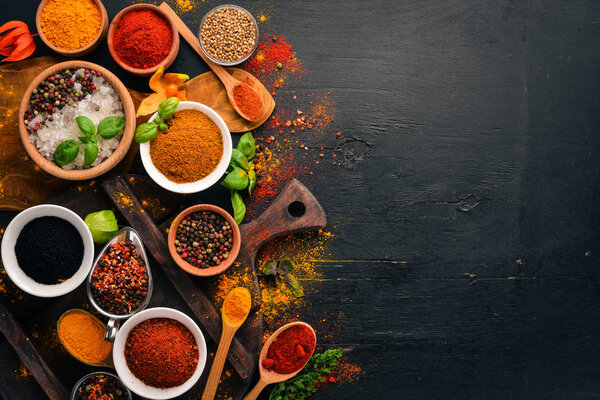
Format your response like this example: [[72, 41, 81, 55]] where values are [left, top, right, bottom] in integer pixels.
[[158, 2, 265, 122], [243, 321, 317, 400], [202, 287, 252, 400]]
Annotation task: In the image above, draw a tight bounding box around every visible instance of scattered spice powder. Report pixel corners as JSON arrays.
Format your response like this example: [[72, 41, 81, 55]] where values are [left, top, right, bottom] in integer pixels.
[[40, 0, 101, 51], [150, 109, 223, 183]]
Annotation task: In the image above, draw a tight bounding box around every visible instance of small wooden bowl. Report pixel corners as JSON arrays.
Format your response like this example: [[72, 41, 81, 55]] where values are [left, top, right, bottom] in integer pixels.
[[107, 3, 180, 77], [168, 204, 241, 277], [36, 0, 109, 57], [18, 61, 136, 181]]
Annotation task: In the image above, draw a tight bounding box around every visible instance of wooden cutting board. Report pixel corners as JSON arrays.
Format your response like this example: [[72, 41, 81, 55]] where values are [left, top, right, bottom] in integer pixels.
[[0, 57, 274, 212]]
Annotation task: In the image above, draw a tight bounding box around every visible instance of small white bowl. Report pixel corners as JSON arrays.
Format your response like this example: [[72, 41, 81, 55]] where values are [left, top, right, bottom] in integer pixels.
[[140, 101, 232, 194], [112, 307, 207, 400], [0, 204, 94, 298]]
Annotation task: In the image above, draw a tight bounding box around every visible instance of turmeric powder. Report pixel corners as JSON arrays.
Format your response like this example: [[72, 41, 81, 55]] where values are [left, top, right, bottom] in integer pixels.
[[223, 287, 251, 323], [40, 0, 102, 51], [58, 311, 111, 364]]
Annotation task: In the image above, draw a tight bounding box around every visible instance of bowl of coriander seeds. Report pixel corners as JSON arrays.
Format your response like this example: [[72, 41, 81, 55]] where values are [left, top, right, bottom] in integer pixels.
[[198, 4, 258, 66]]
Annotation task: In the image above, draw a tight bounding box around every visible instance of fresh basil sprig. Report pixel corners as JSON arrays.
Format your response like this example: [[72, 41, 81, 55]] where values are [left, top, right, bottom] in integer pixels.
[[54, 115, 125, 166], [135, 97, 180, 143], [221, 132, 257, 224], [262, 258, 304, 298], [84, 210, 119, 244]]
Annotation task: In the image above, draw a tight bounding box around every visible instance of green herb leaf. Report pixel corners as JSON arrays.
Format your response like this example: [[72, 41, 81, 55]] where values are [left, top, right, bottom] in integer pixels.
[[236, 132, 256, 160], [79, 136, 90, 144], [231, 148, 250, 170], [281, 273, 304, 298], [135, 122, 158, 143], [277, 258, 295, 275], [53, 140, 79, 166], [221, 166, 249, 191], [262, 260, 278, 276], [158, 97, 180, 120], [97, 116, 125, 139], [75, 115, 95, 137], [248, 169, 256, 195], [159, 122, 168, 133], [84, 210, 119, 244], [231, 190, 246, 225], [83, 142, 99, 165]]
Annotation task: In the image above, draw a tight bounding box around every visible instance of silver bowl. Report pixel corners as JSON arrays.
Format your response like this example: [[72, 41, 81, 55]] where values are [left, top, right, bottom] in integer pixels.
[[86, 227, 153, 342], [70, 371, 132, 400]]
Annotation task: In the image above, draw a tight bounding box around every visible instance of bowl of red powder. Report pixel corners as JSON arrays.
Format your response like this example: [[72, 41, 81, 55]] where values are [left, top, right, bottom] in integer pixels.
[[112, 307, 207, 399], [107, 4, 179, 77]]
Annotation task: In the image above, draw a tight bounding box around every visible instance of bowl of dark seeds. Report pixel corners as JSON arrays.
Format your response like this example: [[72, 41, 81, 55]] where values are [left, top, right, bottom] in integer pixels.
[[71, 371, 131, 400], [168, 204, 241, 277], [0, 204, 94, 297]]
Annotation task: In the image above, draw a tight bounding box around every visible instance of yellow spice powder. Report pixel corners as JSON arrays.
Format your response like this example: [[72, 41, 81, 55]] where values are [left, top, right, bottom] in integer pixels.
[[40, 0, 102, 50]]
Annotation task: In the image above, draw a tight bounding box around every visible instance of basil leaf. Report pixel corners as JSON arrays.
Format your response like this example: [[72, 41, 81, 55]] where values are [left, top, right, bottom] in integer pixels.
[[54, 140, 79, 166], [221, 166, 249, 191], [75, 115, 95, 137], [262, 260, 278, 276], [231, 148, 249, 170], [231, 190, 246, 225], [79, 136, 89, 144], [277, 258, 294, 275], [97, 116, 125, 139], [159, 122, 168, 133], [83, 142, 99, 165], [84, 210, 119, 244], [135, 122, 158, 143], [236, 132, 256, 160], [158, 97, 180, 120], [248, 169, 256, 195], [281, 273, 303, 298], [90, 135, 97, 144]]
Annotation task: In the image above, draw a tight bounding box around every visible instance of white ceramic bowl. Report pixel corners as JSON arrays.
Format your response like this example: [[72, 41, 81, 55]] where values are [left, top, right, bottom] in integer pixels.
[[0, 204, 94, 298], [140, 101, 232, 194], [112, 307, 207, 400]]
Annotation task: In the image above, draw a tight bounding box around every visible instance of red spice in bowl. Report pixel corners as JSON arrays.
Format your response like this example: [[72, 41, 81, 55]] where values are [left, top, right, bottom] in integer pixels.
[[112, 9, 173, 69], [124, 318, 199, 388], [262, 324, 316, 374]]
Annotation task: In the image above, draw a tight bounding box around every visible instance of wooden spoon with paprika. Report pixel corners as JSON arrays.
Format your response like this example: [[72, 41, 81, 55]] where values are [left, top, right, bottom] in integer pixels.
[[202, 287, 252, 400], [158, 2, 265, 122], [243, 321, 317, 400]]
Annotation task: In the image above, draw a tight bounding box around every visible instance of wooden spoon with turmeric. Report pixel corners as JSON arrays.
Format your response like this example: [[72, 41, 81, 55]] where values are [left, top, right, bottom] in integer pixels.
[[202, 287, 252, 400]]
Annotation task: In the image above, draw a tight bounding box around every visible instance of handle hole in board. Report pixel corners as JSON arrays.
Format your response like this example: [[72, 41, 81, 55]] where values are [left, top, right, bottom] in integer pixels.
[[287, 201, 306, 218]]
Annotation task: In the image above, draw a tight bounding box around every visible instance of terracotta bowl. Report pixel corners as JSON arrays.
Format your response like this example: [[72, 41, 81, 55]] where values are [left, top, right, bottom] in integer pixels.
[[168, 204, 241, 277], [18, 60, 136, 180], [36, 0, 109, 57], [107, 3, 180, 77]]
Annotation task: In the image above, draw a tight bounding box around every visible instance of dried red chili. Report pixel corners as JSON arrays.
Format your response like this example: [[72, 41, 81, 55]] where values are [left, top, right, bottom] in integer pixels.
[[233, 83, 264, 121], [125, 318, 199, 388], [112, 10, 172, 69], [262, 324, 315, 374]]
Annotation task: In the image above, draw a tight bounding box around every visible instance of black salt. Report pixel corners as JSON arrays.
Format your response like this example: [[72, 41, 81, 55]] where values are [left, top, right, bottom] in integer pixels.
[[15, 216, 84, 284]]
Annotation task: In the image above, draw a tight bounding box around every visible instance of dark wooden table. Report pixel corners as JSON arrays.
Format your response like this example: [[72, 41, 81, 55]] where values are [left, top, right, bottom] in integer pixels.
[[2, 1, 600, 399]]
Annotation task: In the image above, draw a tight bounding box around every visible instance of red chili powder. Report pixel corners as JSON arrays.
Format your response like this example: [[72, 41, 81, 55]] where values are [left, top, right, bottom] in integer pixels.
[[112, 10, 173, 69], [125, 318, 198, 388], [262, 324, 315, 374], [233, 83, 264, 121]]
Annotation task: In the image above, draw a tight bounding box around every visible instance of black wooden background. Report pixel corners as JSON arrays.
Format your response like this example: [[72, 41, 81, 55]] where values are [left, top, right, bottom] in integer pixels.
[[1, 0, 600, 399]]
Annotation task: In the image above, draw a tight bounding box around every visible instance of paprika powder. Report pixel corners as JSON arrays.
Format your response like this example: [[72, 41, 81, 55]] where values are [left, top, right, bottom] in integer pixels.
[[232, 83, 264, 121], [262, 324, 316, 374], [112, 9, 173, 69]]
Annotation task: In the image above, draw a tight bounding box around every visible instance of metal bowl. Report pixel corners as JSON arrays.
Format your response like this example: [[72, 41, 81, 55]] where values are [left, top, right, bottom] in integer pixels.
[[70, 371, 132, 400], [86, 227, 153, 341]]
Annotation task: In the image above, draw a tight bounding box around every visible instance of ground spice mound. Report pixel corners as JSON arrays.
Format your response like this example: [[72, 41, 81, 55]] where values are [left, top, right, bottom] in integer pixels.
[[150, 109, 223, 183], [125, 318, 198, 388], [40, 0, 101, 50]]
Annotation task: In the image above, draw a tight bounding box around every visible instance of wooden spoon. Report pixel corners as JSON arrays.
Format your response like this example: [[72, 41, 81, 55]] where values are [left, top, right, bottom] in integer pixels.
[[243, 322, 317, 400], [202, 287, 253, 400], [57, 309, 114, 368], [159, 2, 265, 122]]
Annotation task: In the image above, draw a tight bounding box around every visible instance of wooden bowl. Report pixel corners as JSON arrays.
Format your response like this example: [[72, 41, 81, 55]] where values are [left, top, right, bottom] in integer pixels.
[[168, 204, 241, 277], [36, 0, 109, 57], [107, 4, 180, 77], [18, 61, 136, 181]]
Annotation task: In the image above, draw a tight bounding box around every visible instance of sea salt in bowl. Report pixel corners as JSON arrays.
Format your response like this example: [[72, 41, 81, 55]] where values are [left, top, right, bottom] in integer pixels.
[[18, 61, 135, 180], [139, 101, 232, 194]]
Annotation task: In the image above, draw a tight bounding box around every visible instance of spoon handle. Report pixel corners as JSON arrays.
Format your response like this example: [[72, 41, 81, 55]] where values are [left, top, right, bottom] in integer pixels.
[[202, 324, 237, 400], [243, 378, 268, 400]]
